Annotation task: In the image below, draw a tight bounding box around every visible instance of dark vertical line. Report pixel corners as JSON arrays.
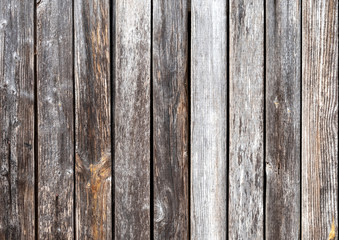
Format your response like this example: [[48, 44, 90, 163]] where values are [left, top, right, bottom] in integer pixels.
[[226, 0, 229, 239], [299, 0, 303, 239], [263, 0, 267, 239], [150, 0, 154, 239], [110, 0, 115, 237], [72, 0, 76, 238], [187, 7, 191, 240], [33, 0, 38, 239]]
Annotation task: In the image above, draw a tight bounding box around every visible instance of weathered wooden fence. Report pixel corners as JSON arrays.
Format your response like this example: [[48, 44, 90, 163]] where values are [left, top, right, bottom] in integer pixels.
[[0, 0, 338, 239]]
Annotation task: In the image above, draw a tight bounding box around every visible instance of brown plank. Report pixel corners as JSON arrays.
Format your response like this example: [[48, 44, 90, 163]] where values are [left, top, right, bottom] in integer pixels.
[[114, 0, 151, 239], [37, 0, 74, 238], [74, 0, 112, 239], [229, 0, 264, 238], [0, 1, 35, 239], [265, 0, 301, 238], [302, 0, 338, 239], [152, 0, 189, 239], [191, 0, 227, 238]]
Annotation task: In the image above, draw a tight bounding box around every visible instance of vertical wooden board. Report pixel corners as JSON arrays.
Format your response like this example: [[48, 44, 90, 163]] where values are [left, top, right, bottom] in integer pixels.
[[152, 0, 189, 239], [191, 0, 227, 239], [0, 0, 35, 239], [74, 0, 111, 239], [302, 0, 338, 239], [37, 0, 74, 238], [265, 0, 301, 238], [229, 0, 264, 239], [115, 0, 151, 239]]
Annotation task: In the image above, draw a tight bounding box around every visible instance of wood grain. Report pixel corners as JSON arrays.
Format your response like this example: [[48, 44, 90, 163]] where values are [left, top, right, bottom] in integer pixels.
[[152, 0, 189, 239], [0, 1, 35, 239], [191, 0, 227, 239], [114, 0, 151, 239], [229, 0, 264, 239], [265, 0, 301, 239], [302, 0, 338, 239], [74, 0, 112, 239], [37, 0, 74, 238]]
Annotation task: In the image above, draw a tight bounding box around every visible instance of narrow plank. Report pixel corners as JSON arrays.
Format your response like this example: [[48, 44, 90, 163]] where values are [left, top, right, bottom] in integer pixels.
[[229, 0, 264, 239], [302, 0, 338, 239], [74, 0, 111, 239], [115, 0, 151, 239], [37, 0, 74, 238], [191, 0, 227, 238], [265, 0, 301, 238], [0, 1, 35, 239], [152, 0, 189, 239]]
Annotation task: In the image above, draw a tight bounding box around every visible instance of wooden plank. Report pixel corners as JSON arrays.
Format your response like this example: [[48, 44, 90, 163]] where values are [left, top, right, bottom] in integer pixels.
[[0, 1, 35, 239], [74, 0, 111, 239], [229, 0, 264, 238], [37, 0, 74, 238], [191, 0, 227, 238], [114, 0, 151, 239], [265, 0, 301, 238], [152, 0, 189, 239], [302, 0, 338, 239]]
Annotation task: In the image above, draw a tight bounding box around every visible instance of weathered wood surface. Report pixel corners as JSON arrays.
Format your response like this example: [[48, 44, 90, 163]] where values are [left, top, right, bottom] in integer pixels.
[[265, 0, 301, 239], [0, 1, 35, 239], [229, 0, 264, 239], [115, 0, 151, 239], [302, 0, 338, 239], [74, 0, 112, 239], [37, 0, 74, 238], [191, 0, 227, 239], [152, 0, 189, 239]]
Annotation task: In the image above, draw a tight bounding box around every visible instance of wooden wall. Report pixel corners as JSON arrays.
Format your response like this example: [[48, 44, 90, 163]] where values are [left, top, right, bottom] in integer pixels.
[[0, 0, 337, 239]]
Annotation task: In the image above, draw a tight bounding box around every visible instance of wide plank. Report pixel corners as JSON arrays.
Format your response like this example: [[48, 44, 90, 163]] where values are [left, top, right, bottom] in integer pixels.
[[0, 1, 35, 239], [37, 0, 74, 238], [152, 0, 189, 239], [265, 0, 301, 238], [229, 0, 264, 239], [191, 0, 227, 238], [114, 0, 151, 239], [74, 0, 112, 239], [302, 0, 338, 239]]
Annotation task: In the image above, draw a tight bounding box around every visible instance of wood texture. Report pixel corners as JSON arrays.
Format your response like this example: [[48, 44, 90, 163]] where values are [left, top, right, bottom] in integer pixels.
[[265, 0, 301, 239], [0, 1, 35, 239], [152, 0, 189, 239], [229, 0, 264, 239], [191, 0, 227, 238], [74, 0, 111, 239], [115, 0, 151, 239], [302, 0, 338, 239], [37, 0, 74, 238]]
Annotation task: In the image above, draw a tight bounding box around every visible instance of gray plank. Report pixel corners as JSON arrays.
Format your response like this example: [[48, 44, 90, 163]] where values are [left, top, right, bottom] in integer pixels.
[[191, 0, 227, 238], [0, 1, 35, 239], [302, 0, 338, 239], [265, 0, 301, 239], [229, 0, 264, 239], [74, 0, 112, 239], [37, 0, 74, 238], [152, 0, 189, 239], [114, 0, 151, 239]]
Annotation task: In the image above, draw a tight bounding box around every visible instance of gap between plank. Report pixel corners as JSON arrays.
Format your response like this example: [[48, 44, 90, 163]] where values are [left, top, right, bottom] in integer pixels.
[[110, 0, 116, 237], [150, 0, 154, 238], [33, 0, 38, 239], [72, 0, 76, 238]]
